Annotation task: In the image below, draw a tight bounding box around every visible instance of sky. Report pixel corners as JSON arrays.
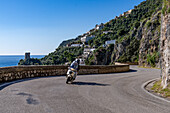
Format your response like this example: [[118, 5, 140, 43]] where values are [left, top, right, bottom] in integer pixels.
[[0, 0, 145, 55]]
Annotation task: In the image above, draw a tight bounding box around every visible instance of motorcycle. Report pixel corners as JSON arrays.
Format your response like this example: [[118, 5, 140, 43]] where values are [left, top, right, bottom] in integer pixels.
[[66, 67, 77, 84]]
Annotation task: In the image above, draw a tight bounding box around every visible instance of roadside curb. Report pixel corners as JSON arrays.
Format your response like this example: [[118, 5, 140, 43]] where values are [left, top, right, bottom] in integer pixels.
[[141, 78, 170, 103], [0, 79, 24, 90]]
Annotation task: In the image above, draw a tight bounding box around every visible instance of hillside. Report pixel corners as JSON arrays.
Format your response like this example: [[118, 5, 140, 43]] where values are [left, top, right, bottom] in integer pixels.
[[18, 0, 163, 67], [59, 36, 81, 47], [85, 0, 162, 67]]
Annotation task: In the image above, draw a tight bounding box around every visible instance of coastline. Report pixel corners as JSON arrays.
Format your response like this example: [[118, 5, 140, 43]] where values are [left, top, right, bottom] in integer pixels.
[[0, 55, 45, 67]]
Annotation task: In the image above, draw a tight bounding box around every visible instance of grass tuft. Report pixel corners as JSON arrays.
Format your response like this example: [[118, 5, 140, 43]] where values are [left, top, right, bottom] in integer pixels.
[[151, 80, 170, 98]]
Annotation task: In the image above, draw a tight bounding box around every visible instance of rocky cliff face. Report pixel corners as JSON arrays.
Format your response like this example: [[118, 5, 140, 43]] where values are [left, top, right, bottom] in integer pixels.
[[85, 0, 163, 66], [86, 45, 114, 65], [94, 45, 114, 65], [88, 11, 162, 66], [160, 0, 170, 88], [139, 12, 161, 68], [111, 11, 161, 67]]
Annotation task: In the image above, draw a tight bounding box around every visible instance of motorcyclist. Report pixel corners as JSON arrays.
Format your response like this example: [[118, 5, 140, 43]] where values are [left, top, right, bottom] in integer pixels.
[[69, 58, 80, 79]]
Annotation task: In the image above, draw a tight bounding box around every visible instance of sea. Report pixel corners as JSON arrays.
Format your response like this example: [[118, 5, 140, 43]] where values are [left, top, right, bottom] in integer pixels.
[[0, 55, 45, 67]]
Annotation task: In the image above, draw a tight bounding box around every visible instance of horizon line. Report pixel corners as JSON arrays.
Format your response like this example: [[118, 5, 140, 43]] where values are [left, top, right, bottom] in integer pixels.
[[0, 54, 46, 56]]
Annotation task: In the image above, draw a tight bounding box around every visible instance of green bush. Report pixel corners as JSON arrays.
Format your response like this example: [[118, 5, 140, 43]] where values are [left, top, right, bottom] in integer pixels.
[[146, 20, 152, 28], [146, 52, 159, 67], [168, 7, 170, 13], [162, 0, 169, 15], [134, 21, 140, 28], [18, 58, 42, 65]]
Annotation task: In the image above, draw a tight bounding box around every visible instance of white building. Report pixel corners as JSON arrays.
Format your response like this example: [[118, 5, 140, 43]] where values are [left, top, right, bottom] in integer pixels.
[[70, 44, 81, 47], [105, 40, 115, 45], [103, 31, 112, 34], [84, 48, 95, 54], [81, 35, 95, 43], [96, 24, 104, 30], [83, 48, 96, 58], [127, 9, 132, 14], [125, 9, 132, 17]]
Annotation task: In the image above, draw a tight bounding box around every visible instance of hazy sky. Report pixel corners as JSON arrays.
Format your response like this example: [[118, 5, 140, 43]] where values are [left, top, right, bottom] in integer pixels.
[[0, 0, 144, 55]]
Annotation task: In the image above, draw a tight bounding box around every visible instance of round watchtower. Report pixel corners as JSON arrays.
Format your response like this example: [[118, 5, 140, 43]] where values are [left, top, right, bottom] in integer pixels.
[[25, 52, 30, 60]]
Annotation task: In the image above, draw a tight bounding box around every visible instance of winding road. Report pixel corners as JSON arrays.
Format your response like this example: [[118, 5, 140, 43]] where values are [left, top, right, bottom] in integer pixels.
[[0, 66, 170, 113]]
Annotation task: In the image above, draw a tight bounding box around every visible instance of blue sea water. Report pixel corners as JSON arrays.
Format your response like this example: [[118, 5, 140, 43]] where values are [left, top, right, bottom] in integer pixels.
[[0, 55, 45, 67]]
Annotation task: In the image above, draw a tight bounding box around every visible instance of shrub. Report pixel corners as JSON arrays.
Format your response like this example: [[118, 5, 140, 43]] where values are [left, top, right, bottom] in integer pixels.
[[146, 20, 152, 28], [134, 21, 140, 28], [162, 0, 169, 15], [168, 7, 170, 13], [146, 52, 159, 67]]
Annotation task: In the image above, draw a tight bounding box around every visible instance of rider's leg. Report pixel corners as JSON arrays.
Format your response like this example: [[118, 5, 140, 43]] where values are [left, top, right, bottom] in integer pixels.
[[73, 71, 77, 80]]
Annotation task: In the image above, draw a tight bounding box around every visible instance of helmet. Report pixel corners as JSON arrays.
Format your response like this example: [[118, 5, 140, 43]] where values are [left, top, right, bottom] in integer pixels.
[[75, 58, 80, 64]]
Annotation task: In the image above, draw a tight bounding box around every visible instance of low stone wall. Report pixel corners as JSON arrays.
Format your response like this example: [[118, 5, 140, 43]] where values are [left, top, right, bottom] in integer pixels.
[[0, 65, 129, 83]]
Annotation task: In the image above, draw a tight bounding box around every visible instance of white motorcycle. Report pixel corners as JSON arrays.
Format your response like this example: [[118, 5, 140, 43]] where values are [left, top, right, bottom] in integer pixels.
[[66, 67, 77, 84]]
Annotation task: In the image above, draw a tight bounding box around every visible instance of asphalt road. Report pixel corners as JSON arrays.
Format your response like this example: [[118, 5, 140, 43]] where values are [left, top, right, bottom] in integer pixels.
[[0, 66, 170, 113]]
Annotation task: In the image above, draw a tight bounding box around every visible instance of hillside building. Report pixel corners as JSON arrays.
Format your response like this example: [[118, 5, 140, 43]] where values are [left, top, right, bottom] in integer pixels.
[[96, 24, 104, 30], [70, 44, 82, 47], [84, 48, 95, 54], [103, 31, 112, 34], [82, 48, 96, 58], [105, 40, 115, 45], [81, 35, 95, 43]]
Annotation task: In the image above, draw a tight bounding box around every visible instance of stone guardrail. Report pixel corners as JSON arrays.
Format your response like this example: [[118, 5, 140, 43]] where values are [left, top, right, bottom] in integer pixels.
[[0, 65, 129, 83]]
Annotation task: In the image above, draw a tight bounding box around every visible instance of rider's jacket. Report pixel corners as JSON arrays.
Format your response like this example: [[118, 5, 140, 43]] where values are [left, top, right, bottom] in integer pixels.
[[70, 60, 79, 71]]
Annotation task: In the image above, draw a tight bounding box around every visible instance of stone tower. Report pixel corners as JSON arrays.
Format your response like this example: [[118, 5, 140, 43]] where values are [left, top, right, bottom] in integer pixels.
[[25, 52, 30, 60]]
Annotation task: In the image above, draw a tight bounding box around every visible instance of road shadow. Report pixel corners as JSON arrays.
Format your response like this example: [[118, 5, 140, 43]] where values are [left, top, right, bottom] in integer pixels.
[[127, 69, 137, 72], [0, 76, 63, 90], [71, 81, 110, 86]]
